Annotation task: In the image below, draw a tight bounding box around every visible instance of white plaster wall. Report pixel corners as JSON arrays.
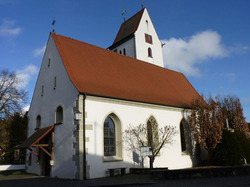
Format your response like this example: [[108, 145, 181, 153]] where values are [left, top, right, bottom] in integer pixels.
[[27, 34, 79, 179], [135, 9, 164, 67], [0, 164, 25, 171], [85, 96, 193, 179], [112, 38, 135, 58]]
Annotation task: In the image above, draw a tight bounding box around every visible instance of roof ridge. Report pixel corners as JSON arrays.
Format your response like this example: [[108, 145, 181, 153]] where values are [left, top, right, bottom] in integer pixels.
[[123, 8, 145, 26], [52, 32, 175, 72]]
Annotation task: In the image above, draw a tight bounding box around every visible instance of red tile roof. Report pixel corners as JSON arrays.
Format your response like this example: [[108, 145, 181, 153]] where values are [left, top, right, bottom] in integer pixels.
[[52, 33, 201, 109], [112, 8, 145, 45]]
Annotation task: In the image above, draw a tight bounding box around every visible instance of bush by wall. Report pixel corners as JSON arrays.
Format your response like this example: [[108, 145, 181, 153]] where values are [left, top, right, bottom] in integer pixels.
[[211, 130, 250, 166]]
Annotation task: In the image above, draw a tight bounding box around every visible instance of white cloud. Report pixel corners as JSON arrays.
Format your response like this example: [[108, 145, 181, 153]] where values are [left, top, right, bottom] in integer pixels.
[[16, 65, 38, 89], [22, 105, 30, 113], [161, 30, 229, 76], [33, 45, 46, 57], [0, 19, 22, 37]]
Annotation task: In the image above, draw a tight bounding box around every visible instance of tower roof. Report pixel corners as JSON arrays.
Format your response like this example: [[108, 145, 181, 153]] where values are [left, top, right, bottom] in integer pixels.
[[52, 33, 202, 109], [110, 8, 145, 48]]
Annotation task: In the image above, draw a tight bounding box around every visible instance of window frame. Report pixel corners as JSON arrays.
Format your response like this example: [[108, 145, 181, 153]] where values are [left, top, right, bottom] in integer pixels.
[[103, 113, 123, 162], [55, 106, 63, 124], [35, 115, 41, 130], [146, 116, 159, 155], [104, 116, 116, 156], [180, 119, 192, 155], [148, 47, 153, 58]]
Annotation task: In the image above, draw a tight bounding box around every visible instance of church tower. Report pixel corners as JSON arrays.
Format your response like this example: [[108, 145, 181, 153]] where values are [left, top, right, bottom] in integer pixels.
[[108, 8, 164, 67]]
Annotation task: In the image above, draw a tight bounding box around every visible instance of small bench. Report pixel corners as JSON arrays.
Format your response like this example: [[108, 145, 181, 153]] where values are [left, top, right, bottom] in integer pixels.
[[108, 167, 126, 177]]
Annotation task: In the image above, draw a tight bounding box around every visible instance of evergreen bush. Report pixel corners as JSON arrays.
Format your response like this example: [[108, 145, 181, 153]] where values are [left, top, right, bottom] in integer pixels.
[[211, 130, 250, 166]]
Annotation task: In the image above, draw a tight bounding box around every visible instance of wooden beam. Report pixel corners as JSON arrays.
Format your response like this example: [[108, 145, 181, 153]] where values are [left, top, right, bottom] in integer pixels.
[[40, 147, 52, 158], [32, 144, 49, 147], [51, 129, 54, 160], [28, 148, 38, 157], [32, 125, 55, 146]]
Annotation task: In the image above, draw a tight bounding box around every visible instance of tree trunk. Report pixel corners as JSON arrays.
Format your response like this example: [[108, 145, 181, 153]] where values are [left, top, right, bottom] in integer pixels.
[[195, 143, 201, 166], [149, 156, 154, 169]]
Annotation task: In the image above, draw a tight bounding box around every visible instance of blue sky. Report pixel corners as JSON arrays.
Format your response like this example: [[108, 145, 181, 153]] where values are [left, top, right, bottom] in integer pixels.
[[0, 0, 249, 121]]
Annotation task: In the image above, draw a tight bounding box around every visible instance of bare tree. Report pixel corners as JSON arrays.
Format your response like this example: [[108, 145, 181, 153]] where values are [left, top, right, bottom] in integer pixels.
[[0, 69, 27, 119], [124, 122, 178, 168]]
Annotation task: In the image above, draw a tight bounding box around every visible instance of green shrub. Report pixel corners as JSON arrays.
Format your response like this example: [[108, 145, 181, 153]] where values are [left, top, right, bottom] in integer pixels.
[[211, 130, 250, 166]]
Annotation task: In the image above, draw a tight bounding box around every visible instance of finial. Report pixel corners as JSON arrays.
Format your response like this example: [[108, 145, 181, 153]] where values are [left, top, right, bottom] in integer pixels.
[[52, 18, 56, 33], [122, 8, 127, 22], [141, 0, 144, 9]]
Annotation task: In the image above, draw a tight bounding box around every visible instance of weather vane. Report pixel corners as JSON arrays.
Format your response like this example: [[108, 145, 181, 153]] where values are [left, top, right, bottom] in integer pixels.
[[52, 18, 56, 33], [141, 0, 145, 9], [122, 8, 127, 22]]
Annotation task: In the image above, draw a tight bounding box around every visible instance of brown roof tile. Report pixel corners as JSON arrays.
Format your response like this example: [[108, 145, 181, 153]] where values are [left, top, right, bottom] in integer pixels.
[[16, 125, 54, 149], [52, 33, 201, 109], [112, 8, 144, 45]]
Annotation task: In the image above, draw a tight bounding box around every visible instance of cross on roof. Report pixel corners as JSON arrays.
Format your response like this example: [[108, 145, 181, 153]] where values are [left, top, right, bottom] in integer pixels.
[[122, 8, 127, 22], [52, 18, 56, 33]]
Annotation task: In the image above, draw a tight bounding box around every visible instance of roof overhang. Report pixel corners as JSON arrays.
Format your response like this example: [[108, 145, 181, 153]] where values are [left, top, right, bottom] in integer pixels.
[[15, 125, 55, 159], [108, 34, 134, 50]]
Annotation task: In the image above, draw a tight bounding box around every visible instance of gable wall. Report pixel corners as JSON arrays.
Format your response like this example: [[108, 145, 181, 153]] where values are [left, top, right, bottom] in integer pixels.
[[110, 37, 136, 58], [135, 9, 164, 67], [27, 35, 79, 178], [84, 96, 193, 179]]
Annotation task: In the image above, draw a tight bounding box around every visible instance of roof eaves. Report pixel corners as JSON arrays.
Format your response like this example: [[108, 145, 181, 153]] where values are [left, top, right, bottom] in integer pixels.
[[108, 34, 134, 50], [82, 92, 192, 110]]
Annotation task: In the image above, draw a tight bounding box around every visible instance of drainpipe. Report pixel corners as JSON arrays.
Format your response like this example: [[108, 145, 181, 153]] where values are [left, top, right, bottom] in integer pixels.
[[83, 93, 87, 180]]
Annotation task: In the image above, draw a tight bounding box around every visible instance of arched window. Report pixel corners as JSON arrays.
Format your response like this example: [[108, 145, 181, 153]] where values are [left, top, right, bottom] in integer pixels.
[[55, 106, 63, 124], [180, 122, 186, 152], [147, 116, 159, 152], [180, 119, 192, 154], [103, 113, 122, 160], [104, 116, 116, 156], [148, 47, 152, 57], [123, 48, 126, 55], [35, 115, 41, 129]]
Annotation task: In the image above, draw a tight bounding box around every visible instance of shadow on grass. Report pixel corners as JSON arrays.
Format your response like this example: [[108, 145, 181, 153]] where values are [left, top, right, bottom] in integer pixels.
[[0, 170, 26, 176]]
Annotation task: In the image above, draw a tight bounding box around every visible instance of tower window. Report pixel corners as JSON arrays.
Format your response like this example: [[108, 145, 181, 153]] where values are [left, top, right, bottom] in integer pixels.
[[119, 50, 122, 54], [48, 58, 51, 67], [148, 47, 153, 58], [123, 48, 126, 55]]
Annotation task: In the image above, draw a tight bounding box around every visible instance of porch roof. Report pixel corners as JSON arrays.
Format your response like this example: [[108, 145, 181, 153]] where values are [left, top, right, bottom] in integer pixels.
[[16, 125, 54, 149]]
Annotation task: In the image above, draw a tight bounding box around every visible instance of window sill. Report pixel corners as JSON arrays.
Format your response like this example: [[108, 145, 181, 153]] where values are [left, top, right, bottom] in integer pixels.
[[103, 156, 123, 162], [54, 121, 63, 126], [181, 151, 191, 156]]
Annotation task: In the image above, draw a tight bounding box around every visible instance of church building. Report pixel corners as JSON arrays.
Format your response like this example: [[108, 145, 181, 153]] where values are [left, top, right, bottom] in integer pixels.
[[17, 8, 202, 179]]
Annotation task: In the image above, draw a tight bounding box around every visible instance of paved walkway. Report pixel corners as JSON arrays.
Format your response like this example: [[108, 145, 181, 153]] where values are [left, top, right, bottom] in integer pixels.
[[1, 170, 250, 187]]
